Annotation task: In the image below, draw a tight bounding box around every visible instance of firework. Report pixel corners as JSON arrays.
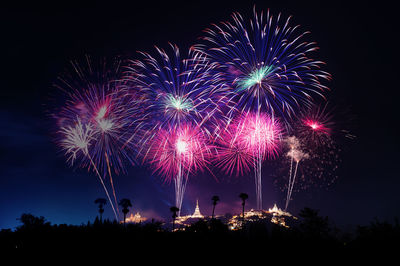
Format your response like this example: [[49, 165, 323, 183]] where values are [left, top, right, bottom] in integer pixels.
[[236, 112, 281, 158], [215, 112, 282, 209], [48, 7, 343, 218], [296, 103, 335, 148], [273, 103, 349, 210], [293, 104, 343, 191], [214, 126, 254, 177], [239, 112, 282, 210], [283, 136, 309, 211], [61, 86, 140, 176], [124, 44, 225, 215], [193, 7, 332, 209], [59, 118, 94, 165], [54, 56, 142, 220], [145, 124, 212, 216], [124, 43, 230, 137], [194, 7, 331, 122], [58, 118, 118, 219]]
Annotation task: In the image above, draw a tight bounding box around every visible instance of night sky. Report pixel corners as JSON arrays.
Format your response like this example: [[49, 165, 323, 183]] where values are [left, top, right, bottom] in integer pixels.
[[1, 0, 398, 230]]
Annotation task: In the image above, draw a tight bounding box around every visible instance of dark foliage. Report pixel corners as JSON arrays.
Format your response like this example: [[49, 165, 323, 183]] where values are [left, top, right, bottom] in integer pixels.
[[1, 208, 398, 256]]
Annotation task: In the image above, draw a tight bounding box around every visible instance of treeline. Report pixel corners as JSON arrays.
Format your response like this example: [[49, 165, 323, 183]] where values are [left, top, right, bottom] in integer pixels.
[[0, 208, 399, 253]]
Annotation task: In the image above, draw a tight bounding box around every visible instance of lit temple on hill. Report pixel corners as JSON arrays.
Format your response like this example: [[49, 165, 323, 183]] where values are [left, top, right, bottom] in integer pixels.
[[173, 200, 296, 229], [268, 203, 294, 227], [269, 203, 292, 217], [123, 212, 147, 224], [121, 201, 296, 229], [228, 204, 296, 230], [176, 199, 204, 225]]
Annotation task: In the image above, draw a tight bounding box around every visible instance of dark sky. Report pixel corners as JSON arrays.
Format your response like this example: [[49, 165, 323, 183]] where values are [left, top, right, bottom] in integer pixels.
[[0, 0, 398, 230]]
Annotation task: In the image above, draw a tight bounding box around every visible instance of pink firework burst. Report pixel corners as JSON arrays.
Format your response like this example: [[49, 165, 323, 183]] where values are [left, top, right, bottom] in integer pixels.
[[303, 119, 331, 135], [215, 112, 282, 176], [144, 124, 212, 216], [214, 111, 282, 210], [214, 127, 254, 177], [235, 112, 282, 159], [145, 124, 212, 182], [296, 104, 335, 148]]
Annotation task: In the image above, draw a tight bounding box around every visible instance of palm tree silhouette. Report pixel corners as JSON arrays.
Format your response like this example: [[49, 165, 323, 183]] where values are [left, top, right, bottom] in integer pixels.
[[211, 195, 220, 219], [239, 193, 248, 222], [119, 198, 132, 225], [170, 206, 179, 231], [94, 198, 107, 223]]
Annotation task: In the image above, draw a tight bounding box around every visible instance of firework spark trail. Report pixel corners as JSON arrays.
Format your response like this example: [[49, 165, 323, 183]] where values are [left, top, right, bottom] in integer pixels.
[[284, 103, 348, 193], [221, 112, 281, 210], [253, 112, 264, 210], [285, 153, 294, 210], [174, 159, 190, 217], [287, 160, 300, 209], [143, 125, 212, 215], [87, 153, 119, 220], [284, 136, 299, 210], [246, 112, 281, 210], [284, 136, 309, 211], [59, 119, 119, 220], [53, 57, 146, 221], [105, 151, 120, 218]]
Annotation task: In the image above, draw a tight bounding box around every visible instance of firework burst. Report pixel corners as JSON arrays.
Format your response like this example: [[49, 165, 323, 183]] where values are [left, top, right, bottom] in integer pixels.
[[214, 126, 254, 177], [58, 117, 119, 219], [215, 111, 282, 209], [54, 56, 142, 220], [282, 136, 309, 210], [145, 124, 212, 215], [124, 43, 230, 137], [124, 44, 226, 215], [194, 7, 331, 122], [273, 103, 350, 210]]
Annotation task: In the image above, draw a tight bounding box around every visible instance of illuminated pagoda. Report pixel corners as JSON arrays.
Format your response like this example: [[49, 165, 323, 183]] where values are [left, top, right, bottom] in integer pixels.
[[191, 199, 204, 219], [175, 199, 204, 225], [268, 203, 294, 228]]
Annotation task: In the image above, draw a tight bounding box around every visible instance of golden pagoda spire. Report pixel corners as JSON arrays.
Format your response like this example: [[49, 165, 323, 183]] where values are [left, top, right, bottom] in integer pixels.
[[191, 199, 204, 218]]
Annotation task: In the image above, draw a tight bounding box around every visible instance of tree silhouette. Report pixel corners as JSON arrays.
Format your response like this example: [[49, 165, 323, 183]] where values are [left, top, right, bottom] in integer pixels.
[[239, 193, 248, 222], [170, 206, 179, 231], [119, 198, 132, 225], [299, 207, 331, 240], [211, 195, 220, 219], [94, 198, 107, 223], [17, 213, 50, 230]]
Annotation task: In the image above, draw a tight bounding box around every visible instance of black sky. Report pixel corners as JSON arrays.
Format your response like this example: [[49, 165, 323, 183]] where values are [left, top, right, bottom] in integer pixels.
[[0, 0, 399, 229]]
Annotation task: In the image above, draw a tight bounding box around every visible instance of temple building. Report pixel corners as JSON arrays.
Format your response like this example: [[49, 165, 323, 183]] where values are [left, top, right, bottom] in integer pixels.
[[228, 204, 296, 230], [123, 212, 147, 224], [175, 199, 204, 225], [268, 203, 292, 217], [191, 200, 204, 219]]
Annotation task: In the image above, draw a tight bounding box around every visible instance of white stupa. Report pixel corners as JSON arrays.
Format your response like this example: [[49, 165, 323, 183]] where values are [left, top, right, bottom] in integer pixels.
[[191, 199, 204, 219], [268, 203, 292, 217]]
